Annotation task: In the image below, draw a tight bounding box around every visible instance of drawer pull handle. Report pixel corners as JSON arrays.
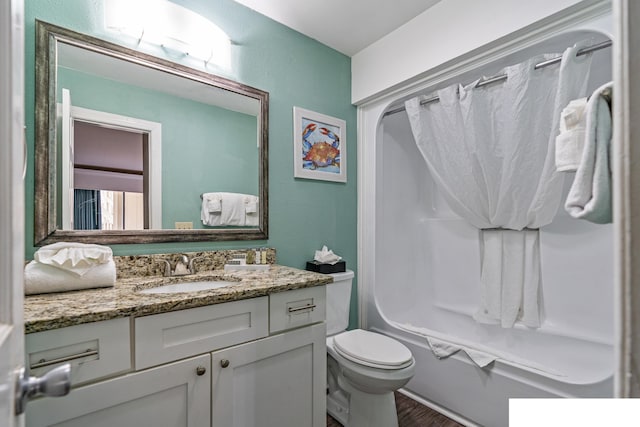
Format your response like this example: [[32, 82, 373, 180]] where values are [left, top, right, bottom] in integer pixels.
[[220, 359, 230, 368], [30, 349, 98, 369], [288, 304, 316, 314], [196, 366, 207, 376]]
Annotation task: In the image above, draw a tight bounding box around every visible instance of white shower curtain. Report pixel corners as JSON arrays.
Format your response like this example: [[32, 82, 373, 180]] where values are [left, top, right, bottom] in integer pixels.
[[405, 44, 593, 328]]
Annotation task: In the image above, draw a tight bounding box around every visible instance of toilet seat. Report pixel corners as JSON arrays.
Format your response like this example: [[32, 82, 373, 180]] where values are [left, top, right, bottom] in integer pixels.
[[333, 329, 413, 370]]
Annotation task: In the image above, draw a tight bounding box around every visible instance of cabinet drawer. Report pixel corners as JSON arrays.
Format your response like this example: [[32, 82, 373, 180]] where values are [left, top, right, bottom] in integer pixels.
[[269, 286, 326, 333], [135, 297, 268, 370], [26, 317, 131, 386]]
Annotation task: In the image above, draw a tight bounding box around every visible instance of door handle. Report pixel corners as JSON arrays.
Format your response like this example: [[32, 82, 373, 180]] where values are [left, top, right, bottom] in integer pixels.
[[30, 349, 98, 369], [15, 363, 71, 415], [288, 303, 316, 314]]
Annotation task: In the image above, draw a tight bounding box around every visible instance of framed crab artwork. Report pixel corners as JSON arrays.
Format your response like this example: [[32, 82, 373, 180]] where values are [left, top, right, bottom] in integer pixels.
[[293, 106, 346, 182]]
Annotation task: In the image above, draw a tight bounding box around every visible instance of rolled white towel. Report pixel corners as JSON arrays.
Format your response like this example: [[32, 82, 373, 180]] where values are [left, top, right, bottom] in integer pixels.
[[34, 242, 113, 277], [24, 259, 116, 295]]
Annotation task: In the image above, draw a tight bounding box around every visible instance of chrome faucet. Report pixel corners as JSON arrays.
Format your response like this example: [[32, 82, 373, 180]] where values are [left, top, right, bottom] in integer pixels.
[[188, 256, 205, 275], [162, 254, 191, 277]]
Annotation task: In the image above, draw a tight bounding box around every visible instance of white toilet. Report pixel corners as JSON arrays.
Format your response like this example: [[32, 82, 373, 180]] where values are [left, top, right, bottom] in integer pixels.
[[325, 270, 415, 427]]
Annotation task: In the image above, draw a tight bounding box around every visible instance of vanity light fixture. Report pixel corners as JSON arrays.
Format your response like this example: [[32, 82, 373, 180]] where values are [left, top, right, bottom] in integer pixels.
[[104, 0, 231, 69]]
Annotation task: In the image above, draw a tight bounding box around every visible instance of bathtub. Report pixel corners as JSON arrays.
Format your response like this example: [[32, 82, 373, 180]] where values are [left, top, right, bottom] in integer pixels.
[[358, 21, 614, 427]]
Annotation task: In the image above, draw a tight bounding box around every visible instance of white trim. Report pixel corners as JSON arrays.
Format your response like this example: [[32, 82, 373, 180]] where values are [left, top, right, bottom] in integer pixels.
[[62, 106, 163, 230], [61, 89, 73, 229], [612, 0, 627, 399], [356, 106, 367, 328], [357, 104, 381, 329], [0, 0, 24, 424]]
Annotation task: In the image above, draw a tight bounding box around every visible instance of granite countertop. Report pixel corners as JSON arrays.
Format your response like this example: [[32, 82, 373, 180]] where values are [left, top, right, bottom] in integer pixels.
[[24, 265, 332, 334]]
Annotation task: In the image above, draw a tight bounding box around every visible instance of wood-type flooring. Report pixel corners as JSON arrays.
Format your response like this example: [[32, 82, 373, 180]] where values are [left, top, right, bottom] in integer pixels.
[[326, 391, 464, 427]]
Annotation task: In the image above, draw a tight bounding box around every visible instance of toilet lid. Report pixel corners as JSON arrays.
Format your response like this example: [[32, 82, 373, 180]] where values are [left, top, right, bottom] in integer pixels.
[[333, 329, 413, 369]]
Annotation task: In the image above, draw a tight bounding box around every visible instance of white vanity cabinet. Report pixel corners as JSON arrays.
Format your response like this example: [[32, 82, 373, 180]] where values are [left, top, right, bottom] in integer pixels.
[[25, 285, 327, 427]]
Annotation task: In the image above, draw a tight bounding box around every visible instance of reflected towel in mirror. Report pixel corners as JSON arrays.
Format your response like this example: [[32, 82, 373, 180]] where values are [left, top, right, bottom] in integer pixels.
[[201, 192, 259, 226]]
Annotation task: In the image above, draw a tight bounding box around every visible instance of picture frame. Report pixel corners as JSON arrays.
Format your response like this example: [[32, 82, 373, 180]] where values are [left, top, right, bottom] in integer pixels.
[[293, 106, 346, 183]]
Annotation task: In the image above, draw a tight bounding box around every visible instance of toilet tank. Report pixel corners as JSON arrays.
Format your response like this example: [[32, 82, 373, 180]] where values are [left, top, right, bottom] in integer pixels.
[[326, 270, 354, 336]]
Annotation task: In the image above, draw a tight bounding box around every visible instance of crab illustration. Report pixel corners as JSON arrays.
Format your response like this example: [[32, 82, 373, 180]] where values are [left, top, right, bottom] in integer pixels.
[[303, 141, 340, 169], [301, 122, 341, 169]]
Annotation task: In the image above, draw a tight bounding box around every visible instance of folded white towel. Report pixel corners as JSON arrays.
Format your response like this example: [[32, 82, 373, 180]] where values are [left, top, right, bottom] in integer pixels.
[[564, 82, 613, 223], [25, 259, 116, 295], [207, 198, 222, 213], [201, 192, 259, 226], [34, 242, 113, 277], [219, 193, 246, 226], [201, 193, 222, 226], [244, 195, 259, 226], [555, 97, 588, 172], [427, 336, 496, 368], [245, 199, 258, 214]]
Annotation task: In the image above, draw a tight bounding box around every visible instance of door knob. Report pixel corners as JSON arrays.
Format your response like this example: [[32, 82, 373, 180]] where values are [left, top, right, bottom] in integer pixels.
[[220, 359, 230, 368], [15, 363, 71, 415]]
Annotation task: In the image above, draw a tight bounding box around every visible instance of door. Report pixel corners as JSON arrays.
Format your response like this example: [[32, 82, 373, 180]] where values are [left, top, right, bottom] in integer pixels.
[[211, 323, 326, 427], [0, 0, 25, 426]]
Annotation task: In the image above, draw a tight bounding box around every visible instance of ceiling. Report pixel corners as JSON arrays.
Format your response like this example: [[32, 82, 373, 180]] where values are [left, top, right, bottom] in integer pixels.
[[232, 0, 442, 57]]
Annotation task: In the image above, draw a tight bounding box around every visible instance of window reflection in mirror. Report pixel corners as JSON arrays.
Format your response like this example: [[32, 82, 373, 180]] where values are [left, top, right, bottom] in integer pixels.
[[71, 121, 147, 231]]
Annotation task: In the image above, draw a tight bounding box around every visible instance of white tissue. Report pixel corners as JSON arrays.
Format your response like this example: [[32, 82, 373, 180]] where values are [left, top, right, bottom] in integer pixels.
[[313, 245, 342, 265]]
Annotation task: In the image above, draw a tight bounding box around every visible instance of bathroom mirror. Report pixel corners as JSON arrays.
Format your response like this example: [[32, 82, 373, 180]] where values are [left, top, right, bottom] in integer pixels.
[[34, 21, 269, 245]]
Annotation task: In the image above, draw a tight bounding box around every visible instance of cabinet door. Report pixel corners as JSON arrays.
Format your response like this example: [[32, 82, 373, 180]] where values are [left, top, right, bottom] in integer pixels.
[[211, 322, 326, 427], [26, 354, 211, 427]]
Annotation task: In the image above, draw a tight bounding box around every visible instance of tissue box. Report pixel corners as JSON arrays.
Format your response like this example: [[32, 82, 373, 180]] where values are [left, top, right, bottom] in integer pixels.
[[305, 260, 346, 274]]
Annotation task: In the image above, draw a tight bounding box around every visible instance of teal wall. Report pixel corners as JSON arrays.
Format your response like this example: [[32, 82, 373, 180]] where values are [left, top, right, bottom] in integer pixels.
[[58, 67, 259, 229], [25, 0, 358, 327]]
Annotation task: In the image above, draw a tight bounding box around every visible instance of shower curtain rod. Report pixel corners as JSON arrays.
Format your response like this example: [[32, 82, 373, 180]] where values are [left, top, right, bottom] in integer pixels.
[[383, 40, 612, 117]]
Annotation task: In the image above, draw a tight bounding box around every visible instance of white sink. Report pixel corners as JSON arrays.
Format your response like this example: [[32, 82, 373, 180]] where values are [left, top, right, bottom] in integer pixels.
[[139, 280, 237, 294]]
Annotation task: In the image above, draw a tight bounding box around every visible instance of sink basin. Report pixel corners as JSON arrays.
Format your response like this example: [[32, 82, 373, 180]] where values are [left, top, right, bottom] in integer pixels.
[[139, 280, 237, 294]]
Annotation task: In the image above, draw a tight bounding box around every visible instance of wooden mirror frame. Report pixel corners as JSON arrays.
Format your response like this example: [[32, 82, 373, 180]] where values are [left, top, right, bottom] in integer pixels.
[[34, 21, 269, 245]]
